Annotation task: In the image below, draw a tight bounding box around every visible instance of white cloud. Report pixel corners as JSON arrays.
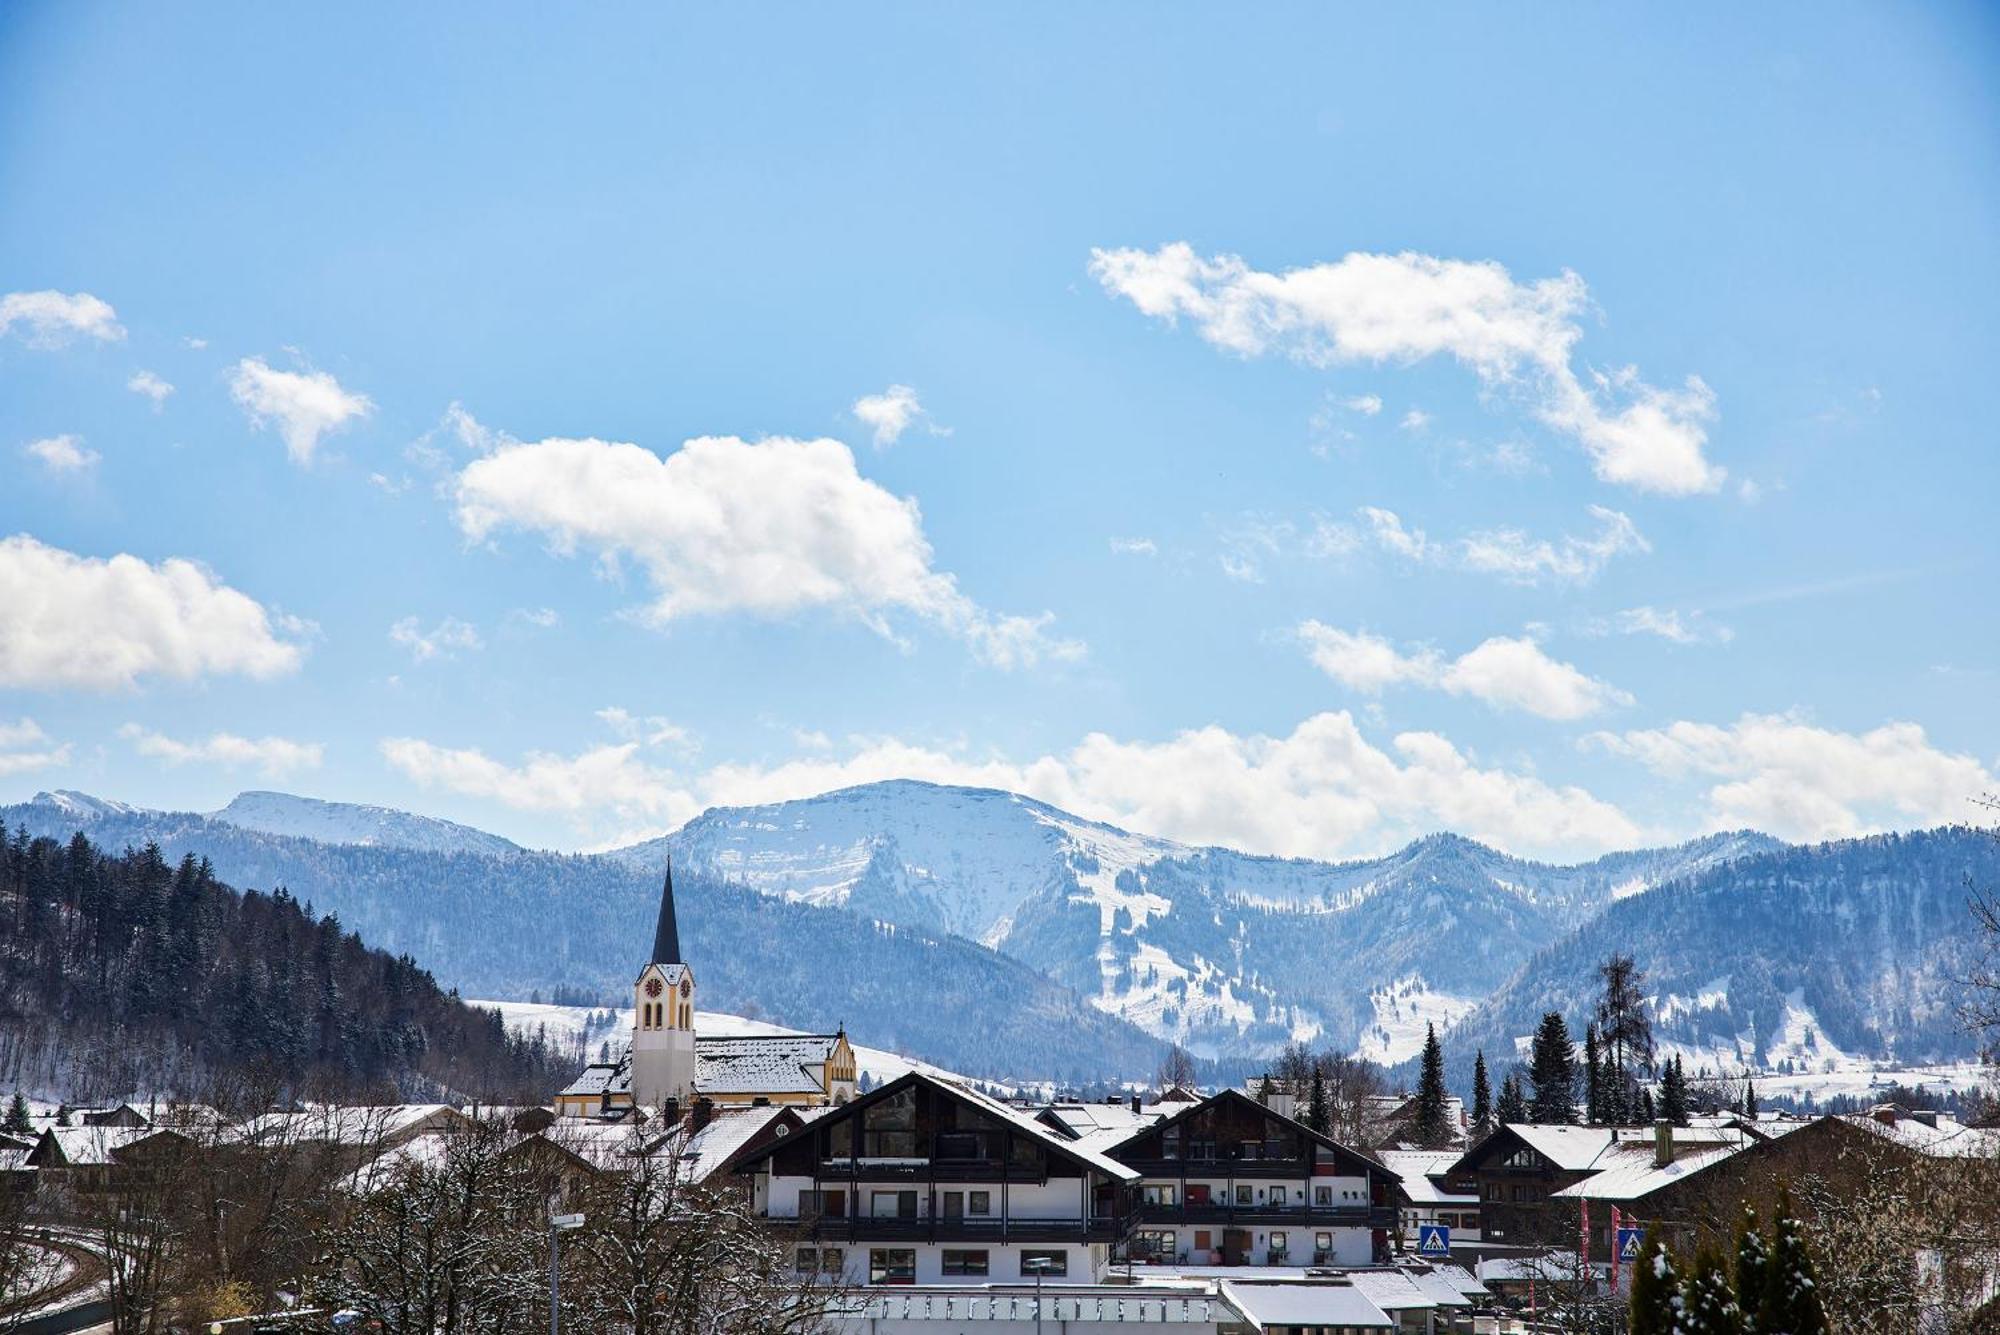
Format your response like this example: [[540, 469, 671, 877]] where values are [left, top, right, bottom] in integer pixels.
[[851, 384, 949, 448], [1110, 537, 1158, 557], [183, 336, 209, 350], [0, 291, 124, 347], [229, 356, 374, 464], [1589, 605, 1733, 645], [1588, 713, 1995, 843], [389, 615, 482, 662], [1399, 408, 1431, 431], [127, 370, 174, 409], [508, 606, 561, 629], [596, 706, 697, 753], [120, 724, 323, 779], [0, 534, 305, 689], [384, 709, 1642, 860], [1315, 504, 1645, 586], [1458, 505, 1650, 584], [1299, 624, 1631, 720], [453, 433, 1079, 668], [1343, 394, 1383, 416], [23, 435, 99, 476], [0, 718, 71, 777], [1091, 243, 1725, 495]]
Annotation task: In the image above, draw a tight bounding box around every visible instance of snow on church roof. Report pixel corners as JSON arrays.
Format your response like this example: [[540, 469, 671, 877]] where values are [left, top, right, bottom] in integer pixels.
[[694, 1034, 839, 1095]]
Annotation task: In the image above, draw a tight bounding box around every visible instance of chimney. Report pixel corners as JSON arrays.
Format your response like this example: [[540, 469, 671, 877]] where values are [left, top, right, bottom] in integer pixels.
[[691, 1097, 714, 1133], [1131, 1094, 1143, 1116], [664, 1096, 681, 1127], [1653, 1119, 1675, 1169], [1872, 1105, 1898, 1126]]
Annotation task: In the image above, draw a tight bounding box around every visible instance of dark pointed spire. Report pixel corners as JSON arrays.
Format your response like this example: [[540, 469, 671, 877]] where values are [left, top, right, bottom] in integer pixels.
[[650, 859, 682, 966]]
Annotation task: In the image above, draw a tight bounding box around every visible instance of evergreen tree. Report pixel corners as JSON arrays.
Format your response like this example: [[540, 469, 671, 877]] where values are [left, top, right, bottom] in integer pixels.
[[1597, 953, 1654, 1124], [1742, 1078, 1758, 1118], [1735, 1206, 1769, 1333], [1628, 1226, 1678, 1335], [1680, 1243, 1744, 1335], [1527, 1012, 1578, 1124], [1584, 1023, 1604, 1124], [1759, 1190, 1827, 1335], [1305, 1070, 1329, 1135], [2, 1093, 28, 1135], [1413, 1024, 1451, 1147], [1496, 1071, 1528, 1124], [1470, 1050, 1492, 1133], [1660, 1055, 1691, 1126], [1640, 1087, 1656, 1121]]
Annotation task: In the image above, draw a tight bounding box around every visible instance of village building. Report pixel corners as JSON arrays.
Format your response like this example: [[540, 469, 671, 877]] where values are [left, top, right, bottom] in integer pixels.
[[730, 1069, 1140, 1287], [554, 865, 858, 1118], [1374, 1150, 1482, 1248], [1090, 1088, 1399, 1269]]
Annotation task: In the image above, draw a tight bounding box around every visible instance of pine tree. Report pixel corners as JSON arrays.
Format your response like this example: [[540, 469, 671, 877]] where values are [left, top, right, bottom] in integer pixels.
[[1528, 1012, 1578, 1124], [1306, 1070, 1329, 1135], [1680, 1243, 1744, 1335], [1640, 1087, 1656, 1121], [1735, 1206, 1769, 1333], [1584, 1024, 1604, 1124], [1759, 1190, 1827, 1335], [1413, 1024, 1451, 1147], [1628, 1226, 1678, 1335], [1470, 1050, 1492, 1133], [1496, 1071, 1528, 1124], [2, 1093, 28, 1135], [1742, 1078, 1758, 1118], [1661, 1055, 1691, 1126], [1597, 953, 1654, 1124]]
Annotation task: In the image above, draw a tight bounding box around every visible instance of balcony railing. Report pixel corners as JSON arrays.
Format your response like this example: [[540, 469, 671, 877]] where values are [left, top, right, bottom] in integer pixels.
[[769, 1212, 1131, 1244], [1115, 1156, 1310, 1179], [1135, 1201, 1398, 1229]]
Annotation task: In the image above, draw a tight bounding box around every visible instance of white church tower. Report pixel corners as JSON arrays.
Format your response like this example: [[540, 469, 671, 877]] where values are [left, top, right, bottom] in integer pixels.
[[630, 861, 696, 1110]]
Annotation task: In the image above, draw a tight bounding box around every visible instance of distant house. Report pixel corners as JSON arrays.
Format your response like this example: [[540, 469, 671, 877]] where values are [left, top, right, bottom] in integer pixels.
[[26, 1125, 195, 1193], [1090, 1088, 1398, 1268], [1376, 1150, 1482, 1247]]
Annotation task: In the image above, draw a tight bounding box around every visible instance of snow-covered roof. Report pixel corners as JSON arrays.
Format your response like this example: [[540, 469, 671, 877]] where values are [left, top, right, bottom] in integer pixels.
[[645, 1105, 792, 1182], [1549, 1140, 1749, 1202], [1400, 1267, 1479, 1308], [1478, 1252, 1589, 1284], [1220, 1280, 1394, 1329], [1845, 1109, 2000, 1158], [1342, 1269, 1441, 1313], [233, 1104, 464, 1148], [694, 1034, 837, 1096], [1375, 1150, 1474, 1205], [37, 1125, 169, 1166], [1497, 1124, 1622, 1171], [1043, 1102, 1162, 1139], [946, 1079, 1139, 1182], [0, 1149, 32, 1174], [336, 1132, 458, 1195], [559, 1051, 631, 1100]]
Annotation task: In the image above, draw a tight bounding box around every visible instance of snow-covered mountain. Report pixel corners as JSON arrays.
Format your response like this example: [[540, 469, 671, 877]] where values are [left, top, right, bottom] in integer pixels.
[[617, 780, 1781, 1058], [211, 790, 525, 856], [19, 788, 524, 857]]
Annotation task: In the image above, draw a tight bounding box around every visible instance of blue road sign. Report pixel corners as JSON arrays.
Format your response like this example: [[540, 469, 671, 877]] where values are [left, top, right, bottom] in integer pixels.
[[1416, 1224, 1451, 1256], [1616, 1227, 1645, 1262]]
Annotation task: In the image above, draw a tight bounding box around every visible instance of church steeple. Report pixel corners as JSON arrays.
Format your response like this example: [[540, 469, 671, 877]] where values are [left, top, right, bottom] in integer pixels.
[[650, 859, 681, 966]]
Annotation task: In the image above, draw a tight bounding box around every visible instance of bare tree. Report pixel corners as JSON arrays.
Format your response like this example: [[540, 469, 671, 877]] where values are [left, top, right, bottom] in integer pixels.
[[1154, 1043, 1197, 1093]]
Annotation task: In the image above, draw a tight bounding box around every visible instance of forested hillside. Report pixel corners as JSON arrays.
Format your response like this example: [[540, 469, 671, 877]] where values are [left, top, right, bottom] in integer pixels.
[[1440, 826, 2000, 1082], [0, 826, 572, 1104], [0, 799, 1171, 1083]]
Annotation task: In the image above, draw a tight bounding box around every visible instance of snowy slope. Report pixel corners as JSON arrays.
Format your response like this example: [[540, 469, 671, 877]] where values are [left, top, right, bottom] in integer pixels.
[[212, 791, 525, 856]]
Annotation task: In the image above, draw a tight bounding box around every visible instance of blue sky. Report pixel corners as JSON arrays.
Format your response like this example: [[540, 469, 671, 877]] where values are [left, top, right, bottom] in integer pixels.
[[2, 2, 1996, 857]]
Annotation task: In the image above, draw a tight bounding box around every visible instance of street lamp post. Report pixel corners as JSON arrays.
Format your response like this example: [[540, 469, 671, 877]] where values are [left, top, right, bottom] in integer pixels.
[[549, 1211, 585, 1335], [1024, 1256, 1053, 1335]]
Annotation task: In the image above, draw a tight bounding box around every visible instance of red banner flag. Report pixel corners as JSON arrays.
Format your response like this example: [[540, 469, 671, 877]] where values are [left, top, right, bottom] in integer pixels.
[[1579, 1197, 1591, 1291], [1611, 1205, 1624, 1292]]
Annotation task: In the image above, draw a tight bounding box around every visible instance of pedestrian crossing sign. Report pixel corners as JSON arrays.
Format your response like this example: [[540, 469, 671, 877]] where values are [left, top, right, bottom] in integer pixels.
[[1617, 1227, 1644, 1262], [1417, 1224, 1450, 1256]]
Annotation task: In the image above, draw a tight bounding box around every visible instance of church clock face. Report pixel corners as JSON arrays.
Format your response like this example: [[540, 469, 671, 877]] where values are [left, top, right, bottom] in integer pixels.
[[644, 978, 663, 999], [679, 979, 692, 999]]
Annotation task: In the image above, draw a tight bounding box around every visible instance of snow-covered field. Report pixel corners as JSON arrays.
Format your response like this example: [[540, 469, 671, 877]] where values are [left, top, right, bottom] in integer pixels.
[[475, 999, 976, 1089], [1356, 976, 1480, 1065]]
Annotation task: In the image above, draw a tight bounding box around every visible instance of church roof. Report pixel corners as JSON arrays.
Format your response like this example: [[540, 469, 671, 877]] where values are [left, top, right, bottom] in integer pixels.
[[694, 1034, 839, 1095], [650, 862, 681, 966]]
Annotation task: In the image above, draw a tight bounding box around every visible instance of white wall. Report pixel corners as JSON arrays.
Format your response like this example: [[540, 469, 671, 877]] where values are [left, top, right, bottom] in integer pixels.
[[803, 1242, 1100, 1287], [767, 1173, 1093, 1221]]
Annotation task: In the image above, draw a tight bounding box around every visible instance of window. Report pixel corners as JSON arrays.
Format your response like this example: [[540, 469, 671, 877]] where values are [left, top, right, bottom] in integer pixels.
[[800, 1188, 845, 1217], [1314, 1185, 1333, 1206], [1235, 1185, 1254, 1206], [795, 1247, 818, 1276], [819, 1248, 845, 1276], [1142, 1184, 1177, 1206], [865, 1089, 918, 1158], [1269, 1231, 1289, 1256], [1314, 1231, 1333, 1252], [941, 1249, 989, 1276], [1135, 1230, 1176, 1258], [871, 1190, 917, 1218], [1269, 1186, 1287, 1205], [868, 1250, 916, 1285], [1020, 1250, 1067, 1277], [968, 1191, 991, 1216]]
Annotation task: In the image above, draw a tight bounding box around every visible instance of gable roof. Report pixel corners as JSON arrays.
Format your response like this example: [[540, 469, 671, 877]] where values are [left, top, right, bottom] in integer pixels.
[[1376, 1150, 1477, 1205], [729, 1071, 1139, 1182], [694, 1034, 838, 1096], [1104, 1088, 1389, 1180], [1548, 1140, 1749, 1202]]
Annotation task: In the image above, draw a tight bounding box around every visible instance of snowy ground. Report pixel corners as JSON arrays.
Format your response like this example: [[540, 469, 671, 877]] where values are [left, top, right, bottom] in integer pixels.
[[1355, 977, 1480, 1066], [474, 999, 980, 1090]]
